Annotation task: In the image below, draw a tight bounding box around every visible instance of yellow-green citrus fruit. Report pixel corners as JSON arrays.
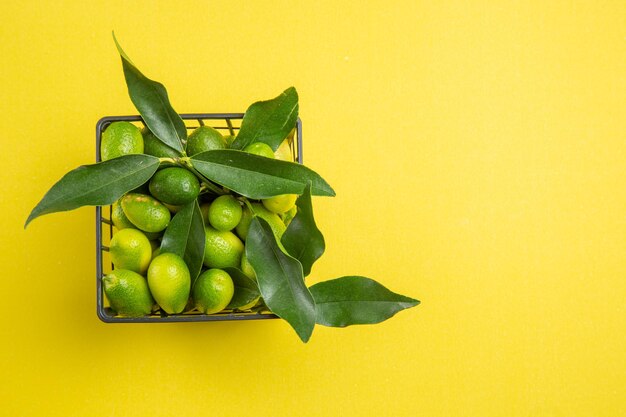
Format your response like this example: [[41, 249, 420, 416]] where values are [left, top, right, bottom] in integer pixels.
[[236, 296, 261, 311], [192, 269, 234, 314], [235, 203, 286, 241], [149, 167, 200, 205], [111, 199, 135, 230], [100, 121, 143, 161], [199, 203, 210, 225], [103, 269, 154, 317], [109, 228, 152, 274], [240, 251, 256, 281], [186, 126, 226, 156], [162, 202, 183, 213], [224, 134, 236, 147], [208, 195, 242, 231], [262, 194, 298, 214], [244, 142, 275, 159], [203, 226, 244, 268], [121, 193, 171, 233], [147, 253, 191, 314], [274, 139, 293, 161], [142, 127, 180, 158]]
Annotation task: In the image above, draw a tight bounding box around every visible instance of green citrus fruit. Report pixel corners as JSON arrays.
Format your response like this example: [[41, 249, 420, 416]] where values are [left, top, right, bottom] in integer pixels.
[[282, 205, 297, 226], [142, 127, 180, 158], [203, 226, 244, 268], [240, 251, 256, 281], [244, 142, 275, 158], [274, 139, 293, 161], [109, 228, 152, 274], [100, 121, 143, 161], [111, 199, 135, 230], [149, 167, 200, 205], [235, 203, 286, 241], [199, 203, 210, 225], [208, 195, 242, 231], [121, 193, 171, 233], [186, 126, 226, 156], [103, 269, 154, 317], [147, 253, 191, 314], [192, 269, 234, 314], [262, 194, 297, 214]]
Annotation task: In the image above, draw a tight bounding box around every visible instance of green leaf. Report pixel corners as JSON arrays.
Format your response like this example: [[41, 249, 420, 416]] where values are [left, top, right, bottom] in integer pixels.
[[160, 200, 205, 283], [231, 87, 299, 151], [246, 217, 316, 342], [113, 33, 186, 153], [190, 150, 335, 199], [25, 154, 159, 228], [223, 267, 260, 310], [309, 276, 420, 327], [281, 183, 325, 277]]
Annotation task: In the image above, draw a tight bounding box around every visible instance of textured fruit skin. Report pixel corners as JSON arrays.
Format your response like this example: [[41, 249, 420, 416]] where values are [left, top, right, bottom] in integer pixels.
[[100, 121, 143, 161], [240, 251, 256, 281], [235, 203, 286, 241], [147, 253, 191, 314], [203, 226, 244, 268], [186, 126, 226, 156], [103, 269, 154, 317], [109, 228, 152, 274], [121, 193, 171, 233], [244, 142, 275, 158], [193, 269, 235, 314], [111, 199, 135, 230], [262, 194, 297, 214], [208, 195, 242, 231], [148, 167, 200, 205], [142, 127, 180, 158]]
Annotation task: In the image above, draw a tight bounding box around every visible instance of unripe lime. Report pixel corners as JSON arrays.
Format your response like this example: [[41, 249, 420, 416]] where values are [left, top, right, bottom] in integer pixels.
[[141, 127, 180, 158], [240, 251, 256, 281], [244, 142, 275, 159], [147, 253, 191, 314], [192, 269, 234, 314], [208, 195, 242, 231], [121, 193, 171, 233], [186, 126, 226, 156], [274, 139, 293, 161], [103, 269, 154, 317], [149, 167, 200, 205], [109, 228, 152, 274], [203, 226, 244, 268], [235, 203, 286, 241], [262, 194, 297, 214], [100, 121, 143, 161]]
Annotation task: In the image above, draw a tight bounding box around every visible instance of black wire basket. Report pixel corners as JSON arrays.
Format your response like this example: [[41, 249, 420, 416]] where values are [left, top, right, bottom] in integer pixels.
[[95, 113, 302, 323]]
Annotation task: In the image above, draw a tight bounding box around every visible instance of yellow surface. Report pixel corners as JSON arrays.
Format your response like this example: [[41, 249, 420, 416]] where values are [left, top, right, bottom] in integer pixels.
[[1, 1, 624, 415]]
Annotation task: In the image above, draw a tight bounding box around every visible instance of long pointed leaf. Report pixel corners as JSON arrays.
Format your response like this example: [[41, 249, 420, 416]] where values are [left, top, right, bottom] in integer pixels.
[[25, 154, 159, 228], [160, 200, 206, 283], [309, 276, 420, 327], [246, 217, 316, 342], [113, 33, 185, 153], [281, 183, 325, 277], [190, 150, 335, 199], [223, 267, 260, 310], [231, 87, 299, 151]]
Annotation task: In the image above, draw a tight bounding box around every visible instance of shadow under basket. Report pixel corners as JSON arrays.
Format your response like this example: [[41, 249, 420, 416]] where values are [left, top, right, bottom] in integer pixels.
[[95, 113, 302, 323]]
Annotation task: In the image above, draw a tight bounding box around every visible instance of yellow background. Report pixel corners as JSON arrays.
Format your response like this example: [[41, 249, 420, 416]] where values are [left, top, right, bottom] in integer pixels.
[[1, 1, 624, 415]]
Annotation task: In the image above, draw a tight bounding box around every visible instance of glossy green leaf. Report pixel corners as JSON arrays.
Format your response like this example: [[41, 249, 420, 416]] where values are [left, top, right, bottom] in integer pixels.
[[160, 200, 205, 283], [190, 150, 335, 199], [25, 154, 159, 228], [113, 33, 186, 153], [281, 183, 325, 277], [246, 217, 316, 342], [309, 276, 420, 327], [223, 267, 260, 310], [230, 87, 299, 151]]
